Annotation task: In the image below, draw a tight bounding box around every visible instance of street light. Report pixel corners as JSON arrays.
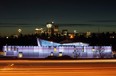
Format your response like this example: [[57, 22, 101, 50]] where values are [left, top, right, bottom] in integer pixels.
[[18, 29, 22, 33], [6, 36, 9, 39]]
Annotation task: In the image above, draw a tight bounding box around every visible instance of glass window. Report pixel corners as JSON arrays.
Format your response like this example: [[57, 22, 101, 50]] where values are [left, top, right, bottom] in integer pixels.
[[59, 52, 63, 57], [18, 52, 23, 58], [50, 52, 54, 56]]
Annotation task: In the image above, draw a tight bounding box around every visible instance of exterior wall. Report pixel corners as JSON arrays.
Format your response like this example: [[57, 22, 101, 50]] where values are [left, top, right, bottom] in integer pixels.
[[3, 45, 112, 58]]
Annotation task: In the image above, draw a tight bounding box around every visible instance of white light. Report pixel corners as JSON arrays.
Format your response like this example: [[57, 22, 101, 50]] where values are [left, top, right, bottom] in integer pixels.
[[40, 28, 43, 30], [35, 28, 39, 31], [74, 30, 77, 33], [18, 53, 23, 58], [52, 21, 54, 24], [92, 48, 95, 52], [51, 42, 53, 43], [18, 29, 22, 33], [50, 53, 54, 56], [6, 37, 9, 39], [59, 52, 63, 57], [46, 24, 52, 28]]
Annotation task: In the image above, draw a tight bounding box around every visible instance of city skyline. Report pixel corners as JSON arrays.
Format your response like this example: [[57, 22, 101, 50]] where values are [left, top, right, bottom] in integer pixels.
[[0, 0, 116, 35], [0, 24, 116, 36]]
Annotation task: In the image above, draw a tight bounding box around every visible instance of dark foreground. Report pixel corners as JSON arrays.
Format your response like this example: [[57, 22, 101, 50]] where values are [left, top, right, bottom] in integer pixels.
[[0, 60, 116, 76]]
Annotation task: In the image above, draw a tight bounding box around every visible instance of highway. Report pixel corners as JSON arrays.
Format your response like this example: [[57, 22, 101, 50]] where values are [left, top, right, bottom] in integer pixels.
[[0, 59, 116, 76]]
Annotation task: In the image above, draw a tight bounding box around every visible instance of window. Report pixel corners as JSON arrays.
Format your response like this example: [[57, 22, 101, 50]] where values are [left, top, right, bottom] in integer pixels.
[[4, 51, 6, 56], [59, 52, 63, 57], [54, 48, 57, 52], [18, 52, 23, 58], [50, 52, 54, 56], [92, 48, 95, 52]]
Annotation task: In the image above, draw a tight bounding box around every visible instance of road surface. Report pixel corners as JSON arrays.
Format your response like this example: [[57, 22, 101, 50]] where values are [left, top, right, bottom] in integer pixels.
[[0, 59, 116, 76]]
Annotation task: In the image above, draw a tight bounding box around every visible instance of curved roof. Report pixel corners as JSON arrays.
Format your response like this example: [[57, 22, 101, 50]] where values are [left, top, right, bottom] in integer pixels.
[[37, 38, 89, 47]]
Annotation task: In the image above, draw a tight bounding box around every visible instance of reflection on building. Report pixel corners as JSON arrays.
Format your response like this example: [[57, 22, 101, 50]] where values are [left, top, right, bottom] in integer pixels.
[[3, 38, 112, 58]]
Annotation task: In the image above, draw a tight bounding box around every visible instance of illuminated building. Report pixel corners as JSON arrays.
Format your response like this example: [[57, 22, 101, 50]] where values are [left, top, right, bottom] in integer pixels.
[[86, 31, 91, 38], [35, 28, 44, 34], [3, 38, 112, 58], [74, 30, 78, 35], [62, 29, 68, 36], [46, 22, 59, 35], [53, 25, 59, 34], [46, 23, 53, 35]]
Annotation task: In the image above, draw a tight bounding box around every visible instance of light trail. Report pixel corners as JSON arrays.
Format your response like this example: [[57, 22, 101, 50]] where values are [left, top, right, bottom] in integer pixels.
[[0, 63, 15, 71], [0, 59, 116, 63], [0, 60, 116, 76]]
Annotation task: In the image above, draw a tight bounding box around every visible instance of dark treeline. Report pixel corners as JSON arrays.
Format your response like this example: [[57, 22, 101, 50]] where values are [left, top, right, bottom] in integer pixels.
[[0, 32, 116, 51]]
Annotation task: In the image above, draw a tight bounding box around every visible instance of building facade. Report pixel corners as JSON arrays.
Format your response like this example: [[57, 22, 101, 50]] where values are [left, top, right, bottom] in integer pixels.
[[3, 38, 112, 58]]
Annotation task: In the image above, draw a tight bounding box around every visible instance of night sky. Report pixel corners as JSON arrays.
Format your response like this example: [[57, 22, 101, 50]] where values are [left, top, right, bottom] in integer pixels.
[[0, 0, 116, 35]]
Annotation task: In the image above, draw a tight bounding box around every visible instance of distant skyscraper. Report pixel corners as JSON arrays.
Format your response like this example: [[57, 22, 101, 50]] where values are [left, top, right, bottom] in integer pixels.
[[62, 29, 68, 36], [53, 25, 59, 34], [46, 22, 59, 35], [86, 31, 91, 38], [46, 22, 53, 35]]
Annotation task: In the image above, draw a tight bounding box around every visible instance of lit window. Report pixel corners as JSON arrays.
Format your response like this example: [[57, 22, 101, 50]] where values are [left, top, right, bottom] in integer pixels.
[[18, 52, 23, 58], [59, 52, 63, 57], [54, 48, 57, 52], [92, 48, 95, 52], [4, 51, 6, 56], [50, 52, 54, 56]]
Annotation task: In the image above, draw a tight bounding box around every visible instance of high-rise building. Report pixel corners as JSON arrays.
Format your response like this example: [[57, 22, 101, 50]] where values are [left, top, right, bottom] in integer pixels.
[[46, 22, 53, 35], [86, 31, 91, 38], [53, 25, 59, 34], [46, 22, 59, 35], [62, 29, 68, 36]]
